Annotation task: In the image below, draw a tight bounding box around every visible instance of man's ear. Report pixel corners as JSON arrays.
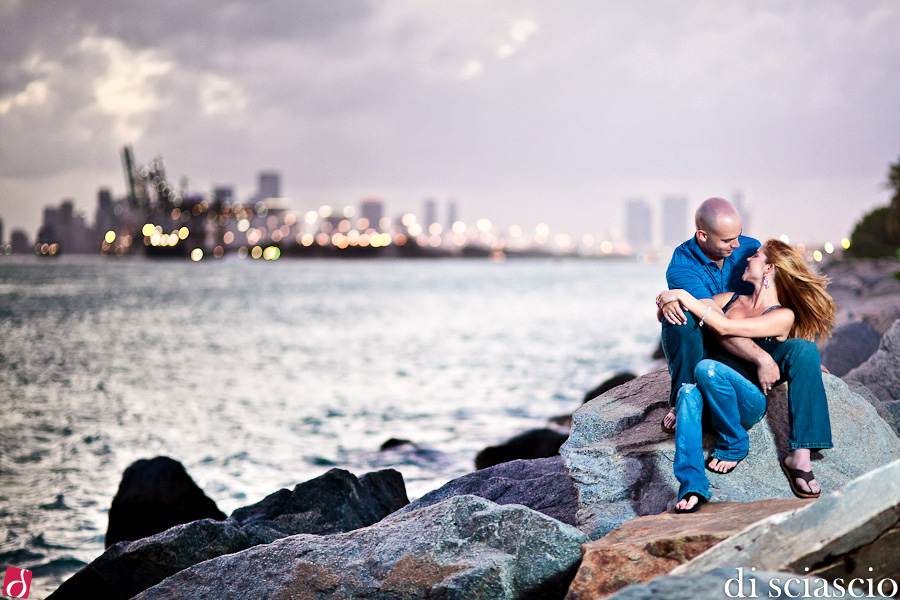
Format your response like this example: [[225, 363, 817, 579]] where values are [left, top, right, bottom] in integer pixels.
[[696, 230, 708, 243]]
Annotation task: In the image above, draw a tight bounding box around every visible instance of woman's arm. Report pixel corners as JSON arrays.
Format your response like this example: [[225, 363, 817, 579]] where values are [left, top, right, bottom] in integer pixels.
[[656, 290, 731, 325], [662, 289, 794, 339]]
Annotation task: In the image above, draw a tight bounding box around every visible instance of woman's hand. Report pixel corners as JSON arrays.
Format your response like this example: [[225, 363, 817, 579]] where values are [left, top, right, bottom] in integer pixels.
[[655, 289, 685, 307], [656, 290, 688, 325]]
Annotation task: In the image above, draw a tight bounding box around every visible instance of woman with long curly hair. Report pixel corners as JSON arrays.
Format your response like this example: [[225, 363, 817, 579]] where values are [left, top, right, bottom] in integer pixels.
[[656, 239, 836, 513]]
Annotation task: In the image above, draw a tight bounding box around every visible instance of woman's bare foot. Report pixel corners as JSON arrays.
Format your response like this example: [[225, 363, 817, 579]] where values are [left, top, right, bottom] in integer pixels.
[[675, 495, 699, 511], [784, 449, 820, 495], [706, 457, 739, 473]]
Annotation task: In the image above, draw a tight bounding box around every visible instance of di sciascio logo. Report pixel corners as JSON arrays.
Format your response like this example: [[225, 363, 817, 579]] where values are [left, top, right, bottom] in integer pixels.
[[3, 567, 32, 599], [726, 567, 898, 598]]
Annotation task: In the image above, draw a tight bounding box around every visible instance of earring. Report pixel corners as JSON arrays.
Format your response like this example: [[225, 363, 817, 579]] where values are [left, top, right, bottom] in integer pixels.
[[763, 276, 770, 289]]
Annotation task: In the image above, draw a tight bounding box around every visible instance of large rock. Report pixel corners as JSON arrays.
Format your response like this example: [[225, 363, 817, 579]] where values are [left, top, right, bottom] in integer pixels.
[[104, 456, 225, 548], [602, 569, 851, 600], [845, 319, 900, 414], [821, 321, 882, 376], [133, 495, 589, 600], [396, 456, 579, 526], [50, 468, 408, 600], [674, 458, 900, 588], [229, 467, 409, 535], [475, 428, 568, 470], [560, 366, 900, 539], [583, 372, 638, 403], [564, 498, 810, 600]]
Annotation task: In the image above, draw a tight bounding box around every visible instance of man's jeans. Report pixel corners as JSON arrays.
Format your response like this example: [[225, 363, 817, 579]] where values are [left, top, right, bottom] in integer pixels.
[[674, 360, 767, 501], [661, 314, 832, 450]]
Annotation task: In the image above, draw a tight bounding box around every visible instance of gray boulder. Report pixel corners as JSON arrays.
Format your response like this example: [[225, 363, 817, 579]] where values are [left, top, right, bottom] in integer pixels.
[[396, 456, 579, 526], [603, 569, 869, 600], [560, 366, 900, 539], [673, 458, 900, 589], [134, 495, 589, 600], [845, 319, 900, 425], [475, 428, 568, 470], [49, 468, 408, 600], [821, 321, 882, 376]]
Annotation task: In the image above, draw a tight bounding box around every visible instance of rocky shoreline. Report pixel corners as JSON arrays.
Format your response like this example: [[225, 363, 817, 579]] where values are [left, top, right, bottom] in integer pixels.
[[48, 258, 900, 599]]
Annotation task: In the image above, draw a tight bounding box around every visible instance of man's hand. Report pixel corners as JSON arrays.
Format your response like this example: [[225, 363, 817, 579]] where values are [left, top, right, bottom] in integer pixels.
[[757, 354, 780, 394], [660, 300, 687, 325], [821, 364, 831, 375]]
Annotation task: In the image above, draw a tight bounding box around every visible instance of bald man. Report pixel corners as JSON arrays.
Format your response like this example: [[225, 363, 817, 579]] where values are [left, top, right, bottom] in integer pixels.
[[658, 198, 831, 498]]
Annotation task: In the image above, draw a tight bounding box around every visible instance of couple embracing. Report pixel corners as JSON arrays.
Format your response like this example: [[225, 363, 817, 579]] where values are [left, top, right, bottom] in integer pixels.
[[656, 198, 836, 513]]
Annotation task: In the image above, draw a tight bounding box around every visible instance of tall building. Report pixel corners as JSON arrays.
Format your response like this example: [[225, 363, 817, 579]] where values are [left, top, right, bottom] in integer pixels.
[[625, 197, 653, 252], [732, 191, 751, 234], [447, 199, 458, 228], [213, 186, 234, 211], [360, 198, 384, 231], [423, 198, 438, 230], [96, 188, 115, 236], [258, 172, 281, 200], [39, 207, 59, 245], [39, 200, 92, 253], [10, 230, 29, 254], [662, 196, 688, 247]]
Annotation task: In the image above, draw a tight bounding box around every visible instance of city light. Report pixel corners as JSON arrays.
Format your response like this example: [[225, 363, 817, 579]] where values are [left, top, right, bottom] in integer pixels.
[[841, 238, 851, 249], [824, 242, 835, 254], [190, 248, 203, 261], [780, 234, 790, 244], [105, 231, 116, 244], [813, 250, 823, 262], [476, 218, 492, 232]]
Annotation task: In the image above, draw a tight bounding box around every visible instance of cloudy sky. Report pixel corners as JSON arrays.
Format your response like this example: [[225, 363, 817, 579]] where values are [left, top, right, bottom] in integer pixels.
[[1, 0, 899, 247]]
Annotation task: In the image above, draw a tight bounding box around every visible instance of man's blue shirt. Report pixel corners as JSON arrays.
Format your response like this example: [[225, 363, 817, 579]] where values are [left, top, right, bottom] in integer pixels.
[[666, 235, 760, 299]]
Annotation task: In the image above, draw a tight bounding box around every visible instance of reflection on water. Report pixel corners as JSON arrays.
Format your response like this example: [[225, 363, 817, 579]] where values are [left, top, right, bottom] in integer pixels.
[[0, 256, 664, 597]]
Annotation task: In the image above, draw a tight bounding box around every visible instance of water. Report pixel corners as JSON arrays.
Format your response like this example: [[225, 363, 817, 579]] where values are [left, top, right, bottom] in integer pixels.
[[0, 255, 665, 597]]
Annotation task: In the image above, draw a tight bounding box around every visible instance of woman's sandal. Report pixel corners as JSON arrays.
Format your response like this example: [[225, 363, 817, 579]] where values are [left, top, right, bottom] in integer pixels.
[[780, 458, 821, 499], [674, 492, 708, 514], [706, 455, 743, 475], [660, 407, 676, 434]]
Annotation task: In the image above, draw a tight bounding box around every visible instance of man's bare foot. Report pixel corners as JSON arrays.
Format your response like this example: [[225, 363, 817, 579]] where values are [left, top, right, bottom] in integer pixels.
[[661, 408, 676, 433], [784, 449, 820, 495], [706, 457, 739, 473]]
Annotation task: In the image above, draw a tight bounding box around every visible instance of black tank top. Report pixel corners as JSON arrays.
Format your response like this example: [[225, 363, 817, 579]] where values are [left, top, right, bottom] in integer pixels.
[[706, 294, 785, 386]]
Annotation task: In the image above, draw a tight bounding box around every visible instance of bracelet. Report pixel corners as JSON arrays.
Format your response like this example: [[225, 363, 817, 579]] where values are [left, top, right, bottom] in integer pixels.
[[698, 306, 712, 327]]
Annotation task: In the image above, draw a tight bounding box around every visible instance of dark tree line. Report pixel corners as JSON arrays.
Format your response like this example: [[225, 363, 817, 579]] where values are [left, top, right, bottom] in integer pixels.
[[848, 156, 900, 259]]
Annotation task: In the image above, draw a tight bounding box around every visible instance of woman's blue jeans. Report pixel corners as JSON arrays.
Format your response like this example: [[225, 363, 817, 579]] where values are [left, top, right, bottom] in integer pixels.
[[673, 359, 767, 501], [661, 315, 832, 450]]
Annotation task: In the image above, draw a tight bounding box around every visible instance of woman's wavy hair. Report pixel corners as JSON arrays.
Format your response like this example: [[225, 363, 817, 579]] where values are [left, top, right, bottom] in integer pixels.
[[762, 239, 836, 340]]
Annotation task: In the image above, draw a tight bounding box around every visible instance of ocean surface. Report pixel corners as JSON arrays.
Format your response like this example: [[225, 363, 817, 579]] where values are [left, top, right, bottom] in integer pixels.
[[0, 255, 666, 597]]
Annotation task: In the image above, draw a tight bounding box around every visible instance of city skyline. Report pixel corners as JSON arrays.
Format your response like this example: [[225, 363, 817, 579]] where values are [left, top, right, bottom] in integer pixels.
[[2, 2, 899, 247], [12, 166, 730, 258]]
